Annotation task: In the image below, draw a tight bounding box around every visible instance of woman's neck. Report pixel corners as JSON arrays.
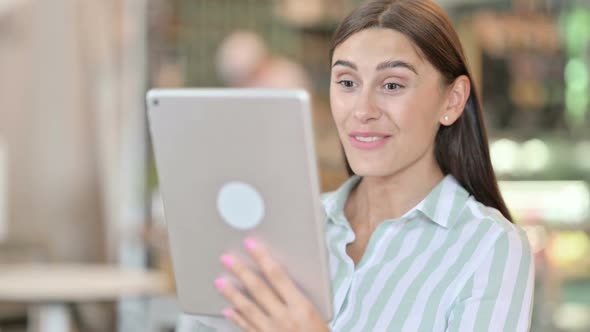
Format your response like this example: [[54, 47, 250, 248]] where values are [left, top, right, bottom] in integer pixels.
[[346, 155, 445, 231]]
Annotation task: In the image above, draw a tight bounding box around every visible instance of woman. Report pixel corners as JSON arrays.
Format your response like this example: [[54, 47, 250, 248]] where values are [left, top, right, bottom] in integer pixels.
[[191, 0, 534, 331]]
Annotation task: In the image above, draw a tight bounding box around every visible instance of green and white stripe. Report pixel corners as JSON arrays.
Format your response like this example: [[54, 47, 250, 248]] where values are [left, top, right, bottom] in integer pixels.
[[322, 175, 534, 331]]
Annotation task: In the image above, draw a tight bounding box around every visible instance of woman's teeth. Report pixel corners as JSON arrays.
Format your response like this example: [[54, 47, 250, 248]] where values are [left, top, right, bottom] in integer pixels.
[[354, 136, 384, 142]]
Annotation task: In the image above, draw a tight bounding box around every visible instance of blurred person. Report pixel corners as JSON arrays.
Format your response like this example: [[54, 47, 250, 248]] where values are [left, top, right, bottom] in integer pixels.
[[215, 30, 311, 91], [184, 1, 534, 331]]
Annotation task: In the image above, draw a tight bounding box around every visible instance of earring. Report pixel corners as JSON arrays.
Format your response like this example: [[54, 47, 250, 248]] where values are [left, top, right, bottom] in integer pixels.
[[443, 115, 449, 122]]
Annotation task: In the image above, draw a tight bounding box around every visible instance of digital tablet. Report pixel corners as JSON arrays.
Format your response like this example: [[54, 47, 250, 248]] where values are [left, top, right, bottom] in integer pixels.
[[146, 88, 333, 321]]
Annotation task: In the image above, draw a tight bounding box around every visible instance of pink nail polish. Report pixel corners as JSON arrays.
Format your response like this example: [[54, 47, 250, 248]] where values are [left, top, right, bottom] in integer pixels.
[[244, 238, 257, 251], [220, 254, 234, 268], [214, 277, 226, 291], [222, 308, 232, 319]]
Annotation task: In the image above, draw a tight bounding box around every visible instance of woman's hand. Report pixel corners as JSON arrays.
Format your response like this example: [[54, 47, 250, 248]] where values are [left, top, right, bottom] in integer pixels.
[[214, 238, 330, 332]]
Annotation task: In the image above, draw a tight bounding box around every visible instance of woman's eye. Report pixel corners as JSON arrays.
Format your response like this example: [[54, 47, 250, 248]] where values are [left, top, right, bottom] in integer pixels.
[[384, 82, 402, 90], [336, 80, 355, 88]]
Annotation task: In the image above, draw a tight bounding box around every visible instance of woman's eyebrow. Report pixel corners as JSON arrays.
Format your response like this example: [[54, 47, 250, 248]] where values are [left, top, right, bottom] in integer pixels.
[[332, 59, 357, 70], [376, 60, 418, 75], [332, 59, 418, 75]]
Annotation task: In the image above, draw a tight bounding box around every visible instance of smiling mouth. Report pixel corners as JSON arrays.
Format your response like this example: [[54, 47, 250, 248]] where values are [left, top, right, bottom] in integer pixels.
[[353, 136, 386, 142], [348, 133, 391, 150]]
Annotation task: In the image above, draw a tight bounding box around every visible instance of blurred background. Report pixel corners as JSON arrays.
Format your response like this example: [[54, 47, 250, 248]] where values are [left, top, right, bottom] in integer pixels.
[[0, 0, 589, 331]]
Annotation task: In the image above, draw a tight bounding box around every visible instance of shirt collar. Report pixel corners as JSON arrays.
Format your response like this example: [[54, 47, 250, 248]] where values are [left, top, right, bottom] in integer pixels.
[[323, 175, 362, 226], [323, 174, 471, 229], [413, 175, 470, 228]]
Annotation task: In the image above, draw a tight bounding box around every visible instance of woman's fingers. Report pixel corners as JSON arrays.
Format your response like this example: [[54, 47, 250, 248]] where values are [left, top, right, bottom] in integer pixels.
[[215, 239, 328, 332], [243, 238, 309, 306], [214, 276, 272, 332], [222, 307, 255, 332], [220, 253, 285, 318]]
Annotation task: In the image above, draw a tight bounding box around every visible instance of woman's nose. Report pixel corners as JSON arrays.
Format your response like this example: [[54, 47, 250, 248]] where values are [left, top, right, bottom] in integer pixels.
[[353, 90, 382, 123]]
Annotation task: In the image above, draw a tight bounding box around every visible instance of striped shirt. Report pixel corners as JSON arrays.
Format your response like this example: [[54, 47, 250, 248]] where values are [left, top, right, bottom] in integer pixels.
[[323, 175, 534, 331], [180, 174, 534, 331]]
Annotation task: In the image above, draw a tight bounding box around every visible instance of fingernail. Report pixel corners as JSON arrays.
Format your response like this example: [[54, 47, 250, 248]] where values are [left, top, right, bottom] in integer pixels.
[[244, 238, 257, 251], [222, 308, 233, 319], [220, 254, 234, 268], [214, 277, 226, 291]]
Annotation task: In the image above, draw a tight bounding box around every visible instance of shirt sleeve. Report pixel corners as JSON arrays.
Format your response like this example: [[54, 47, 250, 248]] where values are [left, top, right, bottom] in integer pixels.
[[446, 228, 535, 332]]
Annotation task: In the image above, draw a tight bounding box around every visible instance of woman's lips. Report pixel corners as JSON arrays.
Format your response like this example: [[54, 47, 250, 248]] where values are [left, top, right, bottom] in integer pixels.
[[348, 132, 391, 150]]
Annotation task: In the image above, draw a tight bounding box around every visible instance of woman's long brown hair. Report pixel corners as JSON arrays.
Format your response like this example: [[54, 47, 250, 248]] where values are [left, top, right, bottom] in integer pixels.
[[330, 0, 513, 222]]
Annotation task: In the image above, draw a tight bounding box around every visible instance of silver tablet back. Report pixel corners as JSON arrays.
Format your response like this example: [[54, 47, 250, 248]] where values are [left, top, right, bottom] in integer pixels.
[[146, 89, 333, 321]]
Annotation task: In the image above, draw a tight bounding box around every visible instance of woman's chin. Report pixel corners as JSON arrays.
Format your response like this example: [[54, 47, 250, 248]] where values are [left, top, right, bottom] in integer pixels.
[[349, 163, 395, 178]]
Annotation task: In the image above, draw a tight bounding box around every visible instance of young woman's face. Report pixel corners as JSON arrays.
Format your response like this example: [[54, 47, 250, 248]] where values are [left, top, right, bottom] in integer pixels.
[[330, 28, 449, 177]]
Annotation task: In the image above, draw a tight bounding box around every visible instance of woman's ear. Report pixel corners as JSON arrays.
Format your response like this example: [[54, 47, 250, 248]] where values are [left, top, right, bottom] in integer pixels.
[[439, 75, 470, 126]]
